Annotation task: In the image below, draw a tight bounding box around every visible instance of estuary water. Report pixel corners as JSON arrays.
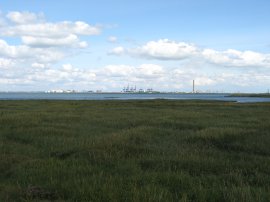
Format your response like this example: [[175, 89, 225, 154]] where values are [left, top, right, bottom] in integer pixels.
[[0, 92, 270, 103]]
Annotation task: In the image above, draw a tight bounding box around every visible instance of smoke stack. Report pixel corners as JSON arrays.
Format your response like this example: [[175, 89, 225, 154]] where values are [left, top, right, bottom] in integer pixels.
[[193, 80, 195, 93]]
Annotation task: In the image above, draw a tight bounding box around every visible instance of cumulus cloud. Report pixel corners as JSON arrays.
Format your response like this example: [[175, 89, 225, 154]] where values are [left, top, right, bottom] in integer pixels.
[[111, 39, 270, 68], [6, 11, 43, 24], [21, 63, 96, 84], [194, 77, 216, 86], [108, 46, 125, 55], [1, 20, 100, 38], [0, 58, 14, 68], [31, 62, 47, 69], [0, 39, 31, 58], [1, 10, 270, 92], [135, 64, 165, 78], [0, 78, 34, 85], [0, 10, 103, 76], [0, 11, 104, 90], [129, 39, 198, 60], [99, 65, 133, 77], [1, 59, 270, 91], [202, 49, 270, 67], [99, 64, 165, 79], [107, 36, 117, 43], [0, 11, 101, 50], [95, 64, 270, 91], [21, 34, 87, 48], [0, 39, 65, 64]]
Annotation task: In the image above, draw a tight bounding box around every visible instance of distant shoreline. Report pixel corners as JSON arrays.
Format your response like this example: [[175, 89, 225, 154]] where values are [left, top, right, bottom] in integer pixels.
[[0, 92, 269, 97], [228, 93, 270, 98]]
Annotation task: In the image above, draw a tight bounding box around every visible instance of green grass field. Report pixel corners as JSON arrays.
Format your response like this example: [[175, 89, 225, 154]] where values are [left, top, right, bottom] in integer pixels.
[[1, 100, 270, 202]]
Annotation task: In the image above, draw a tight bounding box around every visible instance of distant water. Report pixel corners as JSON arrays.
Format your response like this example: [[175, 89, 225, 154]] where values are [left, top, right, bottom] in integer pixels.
[[0, 92, 270, 103]]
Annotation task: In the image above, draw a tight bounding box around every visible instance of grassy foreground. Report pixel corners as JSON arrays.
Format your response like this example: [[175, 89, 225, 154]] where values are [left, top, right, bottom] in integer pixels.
[[1, 100, 270, 202]]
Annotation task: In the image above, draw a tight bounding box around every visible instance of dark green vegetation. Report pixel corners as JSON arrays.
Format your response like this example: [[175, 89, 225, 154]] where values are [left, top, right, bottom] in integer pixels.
[[1, 100, 270, 202], [229, 93, 270, 98]]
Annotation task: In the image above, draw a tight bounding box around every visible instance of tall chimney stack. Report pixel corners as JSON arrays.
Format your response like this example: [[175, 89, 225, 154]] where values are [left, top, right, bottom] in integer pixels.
[[193, 80, 195, 93]]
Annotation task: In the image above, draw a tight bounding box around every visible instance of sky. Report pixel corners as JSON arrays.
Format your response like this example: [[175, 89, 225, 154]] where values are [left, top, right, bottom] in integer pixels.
[[0, 0, 270, 92]]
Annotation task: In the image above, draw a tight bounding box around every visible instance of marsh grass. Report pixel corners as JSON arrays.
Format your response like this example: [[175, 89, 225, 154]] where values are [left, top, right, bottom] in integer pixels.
[[1, 100, 270, 201]]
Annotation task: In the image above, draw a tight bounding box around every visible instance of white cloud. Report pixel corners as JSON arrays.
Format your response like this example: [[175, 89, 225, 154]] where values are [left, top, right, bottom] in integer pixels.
[[0, 10, 103, 73], [0, 58, 14, 68], [31, 62, 47, 69], [21, 34, 88, 48], [6, 11, 43, 24], [202, 49, 270, 67], [1, 60, 270, 91], [25, 64, 96, 84], [194, 77, 216, 86], [100, 65, 133, 77], [0, 11, 101, 50], [1, 10, 270, 93], [0, 39, 31, 58], [72, 21, 100, 35], [0, 11, 102, 90], [0, 39, 65, 64], [1, 21, 100, 38], [111, 39, 270, 69], [62, 64, 74, 72], [107, 36, 117, 43], [36, 49, 65, 63], [108, 46, 125, 55], [135, 64, 165, 78], [129, 39, 198, 60], [98, 64, 164, 79], [0, 78, 34, 85]]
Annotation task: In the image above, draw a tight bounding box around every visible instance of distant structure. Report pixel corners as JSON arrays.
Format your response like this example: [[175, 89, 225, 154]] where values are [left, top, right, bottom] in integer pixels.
[[138, 88, 144, 93], [122, 85, 153, 93], [146, 88, 153, 93], [123, 85, 136, 93], [192, 80, 195, 93]]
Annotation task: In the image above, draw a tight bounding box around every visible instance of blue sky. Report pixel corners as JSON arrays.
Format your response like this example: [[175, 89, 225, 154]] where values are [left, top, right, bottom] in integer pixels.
[[0, 0, 270, 92]]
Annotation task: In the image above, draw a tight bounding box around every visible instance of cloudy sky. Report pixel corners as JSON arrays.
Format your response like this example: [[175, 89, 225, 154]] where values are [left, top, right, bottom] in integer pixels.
[[0, 0, 270, 92]]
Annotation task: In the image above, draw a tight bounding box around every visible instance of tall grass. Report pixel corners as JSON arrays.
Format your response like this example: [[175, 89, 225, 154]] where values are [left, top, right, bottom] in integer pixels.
[[0, 100, 270, 201]]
